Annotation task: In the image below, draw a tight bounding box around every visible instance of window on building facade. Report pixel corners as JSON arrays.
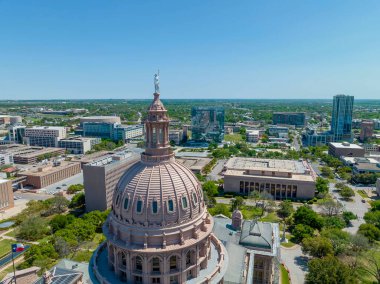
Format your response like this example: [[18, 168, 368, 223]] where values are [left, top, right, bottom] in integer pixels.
[[152, 257, 160, 273], [135, 256, 143, 271], [169, 256, 177, 270]]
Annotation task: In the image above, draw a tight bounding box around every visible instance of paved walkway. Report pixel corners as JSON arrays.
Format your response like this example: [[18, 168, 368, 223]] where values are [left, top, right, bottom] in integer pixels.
[[281, 244, 308, 284]]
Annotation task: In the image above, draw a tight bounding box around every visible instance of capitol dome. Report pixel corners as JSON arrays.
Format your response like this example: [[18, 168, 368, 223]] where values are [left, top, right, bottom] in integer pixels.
[[91, 75, 227, 284], [113, 160, 205, 227]]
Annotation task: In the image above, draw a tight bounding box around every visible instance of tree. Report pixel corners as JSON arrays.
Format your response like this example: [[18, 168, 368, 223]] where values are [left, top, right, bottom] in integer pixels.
[[340, 186, 355, 200], [67, 184, 84, 194], [358, 224, 380, 242], [359, 250, 380, 283], [42, 196, 69, 216], [321, 166, 334, 179], [364, 210, 380, 228], [208, 203, 231, 217], [278, 200, 294, 220], [16, 216, 49, 241], [318, 199, 343, 216], [342, 211, 357, 226], [293, 206, 323, 230], [306, 255, 354, 284], [50, 214, 74, 233], [321, 228, 351, 256], [316, 177, 329, 195], [230, 196, 245, 210], [202, 181, 219, 197], [69, 192, 86, 208], [302, 236, 334, 258], [323, 216, 346, 229], [370, 200, 380, 211], [292, 224, 314, 242], [22, 242, 58, 271]]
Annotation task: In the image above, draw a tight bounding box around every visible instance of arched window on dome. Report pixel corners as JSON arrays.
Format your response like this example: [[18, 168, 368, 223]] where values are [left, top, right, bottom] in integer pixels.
[[182, 196, 188, 209], [167, 199, 174, 213], [136, 200, 143, 214], [120, 252, 127, 267], [124, 197, 129, 210], [152, 200, 158, 214], [115, 194, 121, 206], [152, 257, 161, 273], [185, 251, 192, 268], [135, 256, 143, 272]]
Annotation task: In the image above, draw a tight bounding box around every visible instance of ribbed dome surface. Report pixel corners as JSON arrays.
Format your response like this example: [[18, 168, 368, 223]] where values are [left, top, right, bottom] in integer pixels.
[[112, 159, 205, 227]]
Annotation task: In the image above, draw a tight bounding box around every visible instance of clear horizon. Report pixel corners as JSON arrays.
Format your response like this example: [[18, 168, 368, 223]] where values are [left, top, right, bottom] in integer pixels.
[[1, 1, 380, 100]]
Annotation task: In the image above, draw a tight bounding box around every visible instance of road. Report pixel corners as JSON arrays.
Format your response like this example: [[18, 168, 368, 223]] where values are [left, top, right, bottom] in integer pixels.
[[207, 159, 226, 181], [281, 245, 308, 284], [328, 183, 371, 234], [0, 245, 30, 268]]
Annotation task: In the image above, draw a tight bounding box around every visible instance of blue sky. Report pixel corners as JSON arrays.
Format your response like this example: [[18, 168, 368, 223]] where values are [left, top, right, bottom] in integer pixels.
[[0, 0, 379, 100]]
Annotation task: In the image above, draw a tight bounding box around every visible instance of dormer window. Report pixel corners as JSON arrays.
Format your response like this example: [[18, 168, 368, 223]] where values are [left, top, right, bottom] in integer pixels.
[[136, 200, 143, 213], [167, 199, 174, 212], [182, 196, 188, 209], [152, 200, 158, 214], [192, 192, 198, 205], [124, 197, 129, 210]]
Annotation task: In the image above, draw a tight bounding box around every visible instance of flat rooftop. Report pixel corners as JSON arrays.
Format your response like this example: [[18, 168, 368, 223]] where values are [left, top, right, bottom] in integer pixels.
[[21, 161, 80, 177], [176, 157, 211, 171], [330, 142, 363, 149], [27, 126, 65, 130], [226, 157, 308, 174]]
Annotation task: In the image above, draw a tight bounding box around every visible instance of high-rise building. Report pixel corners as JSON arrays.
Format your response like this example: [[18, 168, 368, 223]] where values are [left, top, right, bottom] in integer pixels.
[[24, 126, 66, 147], [272, 112, 306, 127], [360, 120, 374, 142], [330, 94, 354, 142], [191, 107, 224, 143]]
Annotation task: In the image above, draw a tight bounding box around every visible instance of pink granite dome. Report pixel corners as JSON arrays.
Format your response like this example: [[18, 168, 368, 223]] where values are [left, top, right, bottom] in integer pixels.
[[112, 159, 205, 227]]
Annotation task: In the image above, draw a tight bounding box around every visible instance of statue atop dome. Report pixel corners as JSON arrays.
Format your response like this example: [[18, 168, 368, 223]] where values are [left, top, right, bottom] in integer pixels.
[[154, 70, 160, 94]]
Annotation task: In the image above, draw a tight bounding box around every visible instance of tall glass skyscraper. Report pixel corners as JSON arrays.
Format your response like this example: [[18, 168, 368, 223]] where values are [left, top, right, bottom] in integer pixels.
[[330, 94, 354, 141], [191, 107, 224, 142]]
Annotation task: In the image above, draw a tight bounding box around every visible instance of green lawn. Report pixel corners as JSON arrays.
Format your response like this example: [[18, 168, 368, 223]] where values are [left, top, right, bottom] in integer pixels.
[[281, 264, 291, 284], [357, 190, 369, 199], [224, 134, 244, 143], [0, 238, 13, 258], [5, 230, 16, 238], [260, 212, 280, 223], [69, 250, 93, 262], [281, 241, 296, 248]]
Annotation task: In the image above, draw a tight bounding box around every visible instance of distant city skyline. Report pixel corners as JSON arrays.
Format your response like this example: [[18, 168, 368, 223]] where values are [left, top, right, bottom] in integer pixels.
[[1, 0, 380, 100]]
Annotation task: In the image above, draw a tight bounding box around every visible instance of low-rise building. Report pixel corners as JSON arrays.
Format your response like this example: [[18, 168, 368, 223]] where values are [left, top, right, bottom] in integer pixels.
[[246, 130, 260, 143], [83, 150, 140, 212], [77, 122, 143, 142], [223, 157, 316, 199], [58, 136, 101, 154], [0, 144, 65, 164], [0, 179, 14, 210], [363, 143, 380, 154], [79, 116, 121, 126], [353, 162, 380, 174], [213, 215, 280, 284], [328, 142, 365, 158], [176, 157, 212, 174], [20, 161, 81, 189], [0, 152, 13, 165], [169, 130, 183, 145], [24, 126, 66, 147], [268, 125, 289, 137], [377, 178, 380, 196], [0, 115, 22, 125]]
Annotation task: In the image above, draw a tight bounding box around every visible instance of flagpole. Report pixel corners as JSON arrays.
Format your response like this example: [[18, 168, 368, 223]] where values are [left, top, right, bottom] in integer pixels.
[[11, 247, 17, 284]]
